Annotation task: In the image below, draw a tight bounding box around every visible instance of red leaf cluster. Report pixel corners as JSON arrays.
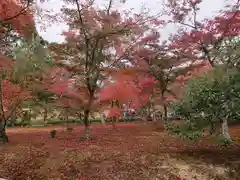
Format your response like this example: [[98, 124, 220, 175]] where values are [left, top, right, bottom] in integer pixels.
[[0, 0, 35, 38], [44, 68, 87, 109], [99, 72, 156, 118], [2, 80, 30, 113]]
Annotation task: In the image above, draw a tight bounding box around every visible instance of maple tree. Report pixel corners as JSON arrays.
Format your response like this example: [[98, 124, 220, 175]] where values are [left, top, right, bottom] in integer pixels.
[[1, 0, 239, 142], [98, 70, 156, 122], [165, 0, 240, 67], [0, 0, 33, 143], [0, 0, 49, 143], [163, 0, 240, 138], [48, 0, 164, 138], [0, 79, 31, 143]]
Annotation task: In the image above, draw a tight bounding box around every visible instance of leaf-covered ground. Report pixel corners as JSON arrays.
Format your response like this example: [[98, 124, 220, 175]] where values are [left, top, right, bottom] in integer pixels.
[[0, 122, 240, 180]]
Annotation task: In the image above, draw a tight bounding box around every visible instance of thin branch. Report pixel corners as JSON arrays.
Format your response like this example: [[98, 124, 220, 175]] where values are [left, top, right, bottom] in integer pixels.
[[106, 0, 113, 15], [0, 0, 32, 23]]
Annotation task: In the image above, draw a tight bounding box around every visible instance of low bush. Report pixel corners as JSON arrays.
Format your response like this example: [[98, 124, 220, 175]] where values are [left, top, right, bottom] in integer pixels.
[[50, 130, 57, 138]]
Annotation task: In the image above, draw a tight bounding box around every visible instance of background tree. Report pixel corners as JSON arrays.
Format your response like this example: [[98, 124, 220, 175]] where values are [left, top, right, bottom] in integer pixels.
[[49, 0, 163, 139], [170, 66, 240, 142], [165, 0, 240, 67], [0, 0, 51, 143]]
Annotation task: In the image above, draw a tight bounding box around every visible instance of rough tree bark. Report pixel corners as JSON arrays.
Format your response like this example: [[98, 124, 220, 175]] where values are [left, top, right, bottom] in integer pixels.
[[162, 94, 168, 130], [0, 78, 8, 144], [0, 118, 8, 144], [221, 118, 232, 141]]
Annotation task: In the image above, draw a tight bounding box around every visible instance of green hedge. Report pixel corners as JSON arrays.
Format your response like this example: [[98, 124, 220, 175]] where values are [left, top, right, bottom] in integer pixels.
[[46, 118, 105, 125], [7, 117, 139, 127]]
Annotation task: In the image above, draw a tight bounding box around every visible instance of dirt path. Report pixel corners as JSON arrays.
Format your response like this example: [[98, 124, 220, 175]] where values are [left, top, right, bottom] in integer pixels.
[[164, 156, 229, 180]]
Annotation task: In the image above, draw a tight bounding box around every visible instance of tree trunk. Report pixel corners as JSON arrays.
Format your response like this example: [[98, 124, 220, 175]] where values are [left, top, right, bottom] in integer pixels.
[[100, 112, 106, 125], [221, 119, 232, 141], [0, 119, 8, 144], [163, 104, 167, 120], [161, 89, 168, 129], [11, 109, 17, 126], [65, 107, 69, 128], [209, 121, 216, 135], [83, 109, 90, 139], [112, 117, 117, 129], [147, 102, 152, 121], [77, 112, 83, 121], [43, 107, 48, 124], [163, 104, 168, 130], [152, 111, 156, 122], [0, 78, 7, 143]]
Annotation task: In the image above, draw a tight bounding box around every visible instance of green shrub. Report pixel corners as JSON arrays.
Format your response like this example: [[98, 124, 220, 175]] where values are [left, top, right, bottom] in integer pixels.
[[170, 67, 240, 140], [218, 137, 233, 146], [49, 130, 57, 138]]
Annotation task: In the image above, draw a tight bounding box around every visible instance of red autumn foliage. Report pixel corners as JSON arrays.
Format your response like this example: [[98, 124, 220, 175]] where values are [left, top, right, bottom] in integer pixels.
[[42, 67, 87, 110], [106, 107, 121, 119], [166, 0, 240, 65], [98, 72, 156, 118], [2, 80, 30, 108], [1, 80, 30, 120], [0, 0, 36, 123], [0, 0, 36, 38]]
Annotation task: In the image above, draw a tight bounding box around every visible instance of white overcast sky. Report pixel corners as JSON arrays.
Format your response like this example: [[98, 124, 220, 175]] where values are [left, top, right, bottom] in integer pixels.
[[36, 0, 229, 43]]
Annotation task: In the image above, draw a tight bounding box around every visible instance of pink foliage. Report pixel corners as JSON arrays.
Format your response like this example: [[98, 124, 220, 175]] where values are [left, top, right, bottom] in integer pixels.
[[0, 0, 35, 38], [107, 107, 121, 119], [1, 80, 30, 114], [99, 74, 156, 118]]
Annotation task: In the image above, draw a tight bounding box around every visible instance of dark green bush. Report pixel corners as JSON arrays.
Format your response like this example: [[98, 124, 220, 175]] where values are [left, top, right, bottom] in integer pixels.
[[170, 67, 240, 140], [49, 130, 57, 138]]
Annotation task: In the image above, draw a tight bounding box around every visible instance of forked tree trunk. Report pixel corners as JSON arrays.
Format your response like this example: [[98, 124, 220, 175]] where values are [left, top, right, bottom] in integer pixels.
[[221, 119, 232, 141], [0, 119, 8, 144]]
